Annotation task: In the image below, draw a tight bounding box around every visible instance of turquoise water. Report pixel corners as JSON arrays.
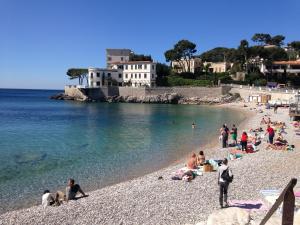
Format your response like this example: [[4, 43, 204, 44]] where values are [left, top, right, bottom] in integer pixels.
[[0, 89, 245, 213]]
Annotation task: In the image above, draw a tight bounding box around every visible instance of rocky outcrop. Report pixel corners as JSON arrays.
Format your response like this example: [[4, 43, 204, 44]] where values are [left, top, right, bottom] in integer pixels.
[[50, 93, 90, 102], [51, 92, 240, 105]]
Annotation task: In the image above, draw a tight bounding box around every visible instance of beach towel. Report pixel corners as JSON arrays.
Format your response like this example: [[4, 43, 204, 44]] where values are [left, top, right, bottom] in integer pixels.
[[260, 189, 280, 196], [228, 200, 269, 211], [295, 191, 300, 198]]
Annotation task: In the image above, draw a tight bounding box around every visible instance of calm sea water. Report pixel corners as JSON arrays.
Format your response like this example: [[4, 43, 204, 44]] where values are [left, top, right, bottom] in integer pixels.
[[0, 89, 245, 213]]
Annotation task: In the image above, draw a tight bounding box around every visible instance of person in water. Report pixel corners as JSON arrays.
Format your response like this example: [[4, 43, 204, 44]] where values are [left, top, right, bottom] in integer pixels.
[[197, 151, 205, 166], [187, 153, 197, 169], [66, 178, 88, 201], [192, 122, 196, 129]]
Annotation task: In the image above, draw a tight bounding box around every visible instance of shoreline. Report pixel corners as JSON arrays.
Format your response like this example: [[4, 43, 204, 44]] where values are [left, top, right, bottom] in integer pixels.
[[0, 103, 248, 215], [2, 102, 299, 224]]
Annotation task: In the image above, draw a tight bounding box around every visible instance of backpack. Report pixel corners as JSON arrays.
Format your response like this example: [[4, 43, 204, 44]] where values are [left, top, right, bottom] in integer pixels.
[[221, 168, 233, 183]]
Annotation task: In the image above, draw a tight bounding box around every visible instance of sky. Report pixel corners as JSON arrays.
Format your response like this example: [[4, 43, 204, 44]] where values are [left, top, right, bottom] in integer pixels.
[[0, 0, 299, 89]]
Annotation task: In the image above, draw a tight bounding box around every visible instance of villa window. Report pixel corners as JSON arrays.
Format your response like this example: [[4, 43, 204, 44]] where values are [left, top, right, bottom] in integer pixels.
[[131, 74, 133, 78], [90, 73, 93, 78], [107, 57, 112, 61], [135, 74, 137, 79], [119, 73, 122, 78], [152, 65, 155, 70], [152, 74, 154, 79], [118, 65, 124, 69], [96, 81, 100, 86], [107, 73, 111, 78], [125, 65, 128, 70], [131, 65, 133, 70], [121, 57, 123, 61], [138, 64, 142, 69], [96, 72, 100, 77], [139, 74, 141, 78], [125, 74, 128, 79], [144, 73, 147, 78], [144, 64, 147, 69], [135, 65, 137, 70]]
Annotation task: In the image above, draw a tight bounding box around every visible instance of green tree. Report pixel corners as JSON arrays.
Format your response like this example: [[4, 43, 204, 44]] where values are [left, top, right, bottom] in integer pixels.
[[251, 33, 271, 45], [66, 68, 88, 85], [268, 35, 285, 46], [199, 47, 237, 62], [203, 63, 211, 79], [165, 39, 197, 73], [237, 40, 249, 72]]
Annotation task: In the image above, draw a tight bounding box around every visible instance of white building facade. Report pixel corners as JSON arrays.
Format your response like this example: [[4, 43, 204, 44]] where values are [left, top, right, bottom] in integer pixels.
[[88, 61, 157, 88], [111, 61, 157, 87], [88, 68, 122, 87]]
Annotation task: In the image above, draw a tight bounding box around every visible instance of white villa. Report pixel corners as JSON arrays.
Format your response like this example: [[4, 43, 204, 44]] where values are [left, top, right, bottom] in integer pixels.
[[88, 49, 157, 88]]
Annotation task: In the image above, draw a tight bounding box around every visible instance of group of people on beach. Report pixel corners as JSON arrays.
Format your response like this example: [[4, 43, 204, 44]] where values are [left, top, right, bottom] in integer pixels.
[[186, 151, 206, 169], [219, 124, 238, 148], [42, 178, 88, 208]]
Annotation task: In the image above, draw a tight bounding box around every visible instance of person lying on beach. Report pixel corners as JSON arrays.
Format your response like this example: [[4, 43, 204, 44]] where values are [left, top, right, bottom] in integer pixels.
[[266, 143, 288, 150], [66, 178, 88, 201], [273, 134, 288, 146], [187, 153, 197, 169], [197, 151, 205, 166]]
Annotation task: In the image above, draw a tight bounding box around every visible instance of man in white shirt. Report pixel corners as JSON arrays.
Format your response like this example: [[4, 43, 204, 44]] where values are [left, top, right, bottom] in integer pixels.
[[218, 158, 233, 208]]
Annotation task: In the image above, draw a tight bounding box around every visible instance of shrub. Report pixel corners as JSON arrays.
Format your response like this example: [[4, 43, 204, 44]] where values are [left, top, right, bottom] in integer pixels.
[[165, 76, 212, 86]]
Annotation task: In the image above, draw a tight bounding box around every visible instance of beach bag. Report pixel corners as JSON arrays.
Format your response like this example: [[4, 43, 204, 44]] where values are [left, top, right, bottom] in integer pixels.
[[221, 169, 233, 183]]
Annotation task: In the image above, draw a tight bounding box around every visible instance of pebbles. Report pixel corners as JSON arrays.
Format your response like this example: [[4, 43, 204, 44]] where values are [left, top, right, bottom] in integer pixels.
[[0, 105, 299, 225]]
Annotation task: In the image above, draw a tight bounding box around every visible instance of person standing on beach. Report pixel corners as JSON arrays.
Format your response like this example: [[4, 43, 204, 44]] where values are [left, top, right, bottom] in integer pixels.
[[231, 124, 238, 145], [240, 131, 248, 151], [218, 158, 233, 208], [224, 124, 229, 146], [220, 125, 228, 148], [274, 104, 278, 114], [266, 125, 275, 144]]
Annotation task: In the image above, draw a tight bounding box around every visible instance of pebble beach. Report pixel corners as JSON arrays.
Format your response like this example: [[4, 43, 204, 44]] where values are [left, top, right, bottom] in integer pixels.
[[1, 102, 300, 225]]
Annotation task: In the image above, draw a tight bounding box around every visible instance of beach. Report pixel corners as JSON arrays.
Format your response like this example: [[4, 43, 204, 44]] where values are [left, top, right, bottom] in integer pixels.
[[1, 102, 300, 225]]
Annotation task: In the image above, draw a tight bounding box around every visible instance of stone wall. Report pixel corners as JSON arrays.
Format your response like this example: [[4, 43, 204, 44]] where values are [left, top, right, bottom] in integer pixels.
[[230, 87, 295, 101], [65, 85, 231, 100]]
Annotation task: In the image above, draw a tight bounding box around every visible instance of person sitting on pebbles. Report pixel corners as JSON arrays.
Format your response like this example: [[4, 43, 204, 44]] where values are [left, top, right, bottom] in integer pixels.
[[197, 151, 205, 166], [187, 153, 197, 169], [66, 178, 88, 201]]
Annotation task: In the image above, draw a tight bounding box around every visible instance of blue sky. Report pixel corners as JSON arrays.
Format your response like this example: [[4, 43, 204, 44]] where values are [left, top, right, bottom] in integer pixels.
[[0, 0, 299, 89]]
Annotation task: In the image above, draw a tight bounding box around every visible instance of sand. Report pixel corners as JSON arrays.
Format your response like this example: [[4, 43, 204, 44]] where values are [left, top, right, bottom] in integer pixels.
[[1, 102, 299, 225]]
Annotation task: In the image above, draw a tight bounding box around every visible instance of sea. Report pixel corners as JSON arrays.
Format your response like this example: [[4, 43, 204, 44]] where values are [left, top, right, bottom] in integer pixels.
[[0, 88, 246, 213]]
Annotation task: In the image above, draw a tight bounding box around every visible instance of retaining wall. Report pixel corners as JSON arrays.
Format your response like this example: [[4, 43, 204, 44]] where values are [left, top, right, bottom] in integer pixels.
[[230, 87, 294, 101], [65, 85, 231, 100]]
